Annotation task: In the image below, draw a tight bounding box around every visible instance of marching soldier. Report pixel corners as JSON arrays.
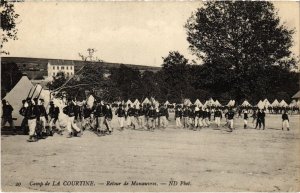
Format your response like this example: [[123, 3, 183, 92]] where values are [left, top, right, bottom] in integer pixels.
[[19, 99, 29, 134], [243, 110, 248, 129], [182, 105, 189, 129], [33, 98, 44, 139], [227, 108, 235, 132], [63, 100, 82, 138], [126, 104, 135, 129], [138, 104, 146, 129], [1, 99, 16, 134], [25, 98, 39, 142], [48, 101, 62, 135], [175, 105, 182, 128], [115, 104, 126, 130], [147, 105, 156, 131], [105, 104, 113, 134], [282, 110, 290, 131], [82, 104, 96, 131], [95, 100, 106, 135], [214, 108, 222, 128], [188, 105, 195, 130], [159, 105, 168, 129], [37, 99, 49, 136], [255, 109, 265, 130]]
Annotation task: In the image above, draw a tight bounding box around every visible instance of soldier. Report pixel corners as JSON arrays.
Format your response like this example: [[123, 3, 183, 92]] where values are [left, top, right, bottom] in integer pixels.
[[175, 105, 182, 128], [155, 106, 160, 128], [144, 104, 150, 128], [243, 110, 249, 129], [133, 105, 140, 129], [63, 100, 82, 138], [105, 104, 113, 134], [48, 101, 62, 135], [255, 109, 265, 130], [282, 110, 290, 131], [188, 106, 195, 130], [82, 104, 95, 131], [252, 110, 257, 127], [25, 98, 39, 142], [138, 104, 146, 129], [37, 99, 50, 136], [33, 98, 44, 139], [159, 105, 168, 129], [147, 105, 156, 131], [1, 99, 16, 134], [202, 108, 208, 127], [95, 100, 106, 135], [214, 108, 222, 128], [194, 106, 200, 128], [227, 108, 235, 132], [19, 99, 29, 135], [126, 104, 135, 129], [115, 104, 126, 130], [182, 105, 189, 129]]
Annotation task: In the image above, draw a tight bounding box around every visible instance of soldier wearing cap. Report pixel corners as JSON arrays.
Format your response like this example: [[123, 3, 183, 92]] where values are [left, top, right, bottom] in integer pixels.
[[48, 101, 62, 134], [95, 99, 106, 135], [214, 108, 222, 128], [63, 99, 82, 138], [38, 99, 49, 136], [25, 98, 39, 142], [189, 105, 195, 130], [138, 104, 146, 129], [115, 104, 126, 130], [147, 105, 156, 131], [159, 104, 168, 129], [182, 105, 189, 129], [126, 104, 135, 129], [19, 99, 29, 134]]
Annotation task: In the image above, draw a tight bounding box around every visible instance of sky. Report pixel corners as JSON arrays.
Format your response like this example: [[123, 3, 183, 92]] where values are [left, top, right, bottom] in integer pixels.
[[3, 1, 300, 67]]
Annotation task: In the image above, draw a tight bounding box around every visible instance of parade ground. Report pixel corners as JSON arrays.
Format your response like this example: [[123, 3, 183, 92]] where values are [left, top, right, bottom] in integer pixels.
[[1, 114, 300, 192]]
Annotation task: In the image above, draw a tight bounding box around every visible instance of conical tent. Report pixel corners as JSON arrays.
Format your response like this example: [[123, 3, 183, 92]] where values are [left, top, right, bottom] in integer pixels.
[[289, 100, 297, 108], [215, 100, 222, 107], [241, 100, 251, 107], [142, 98, 150, 104], [263, 99, 271, 108], [133, 99, 140, 105], [227, 100, 235, 107], [3, 76, 34, 126], [257, 100, 264, 109], [126, 100, 133, 106], [164, 101, 170, 105], [272, 99, 280, 107], [194, 99, 203, 106], [279, 100, 288, 107]]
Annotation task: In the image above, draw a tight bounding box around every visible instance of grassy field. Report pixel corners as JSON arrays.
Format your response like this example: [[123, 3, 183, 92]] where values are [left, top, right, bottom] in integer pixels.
[[1, 114, 300, 192]]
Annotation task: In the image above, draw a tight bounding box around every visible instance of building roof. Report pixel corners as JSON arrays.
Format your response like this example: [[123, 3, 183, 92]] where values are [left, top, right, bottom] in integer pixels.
[[48, 59, 75, 66]]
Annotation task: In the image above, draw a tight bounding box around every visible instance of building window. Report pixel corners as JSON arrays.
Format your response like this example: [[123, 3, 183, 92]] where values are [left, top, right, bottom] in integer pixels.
[[62, 66, 64, 70], [70, 66, 72, 70], [53, 66, 55, 70], [66, 66, 68, 70], [57, 66, 59, 70], [67, 72, 69, 76]]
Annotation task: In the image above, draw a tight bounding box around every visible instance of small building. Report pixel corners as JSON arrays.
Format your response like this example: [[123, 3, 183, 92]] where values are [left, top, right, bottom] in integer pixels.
[[47, 59, 75, 78]]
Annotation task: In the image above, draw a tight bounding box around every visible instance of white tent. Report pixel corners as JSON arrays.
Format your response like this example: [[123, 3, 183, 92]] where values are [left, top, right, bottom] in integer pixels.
[[142, 98, 150, 104], [257, 100, 265, 109], [3, 76, 34, 126], [133, 99, 140, 105], [271, 99, 280, 107], [164, 101, 170, 105], [227, 100, 235, 107], [241, 100, 251, 107], [194, 99, 203, 107], [126, 100, 133, 106], [289, 100, 297, 108], [263, 99, 271, 108], [184, 99, 192, 106], [214, 100, 222, 107], [279, 100, 288, 107]]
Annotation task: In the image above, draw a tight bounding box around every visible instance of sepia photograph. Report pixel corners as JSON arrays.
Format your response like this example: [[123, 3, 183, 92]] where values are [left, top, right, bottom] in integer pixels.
[[1, 1, 300, 192]]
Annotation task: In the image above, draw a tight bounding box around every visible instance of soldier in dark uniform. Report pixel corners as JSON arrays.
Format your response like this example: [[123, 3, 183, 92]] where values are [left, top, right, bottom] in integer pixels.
[[243, 110, 249, 129], [214, 108, 222, 128], [188, 106, 195, 130], [115, 104, 126, 130], [255, 109, 265, 130], [48, 101, 62, 135], [19, 99, 29, 134], [182, 105, 189, 129], [175, 105, 182, 128], [63, 100, 82, 138], [1, 99, 16, 134], [37, 99, 49, 136], [33, 98, 44, 139], [126, 104, 135, 129], [282, 110, 290, 131], [148, 105, 156, 131], [227, 108, 235, 132], [138, 104, 146, 129], [159, 105, 168, 129], [105, 104, 113, 134], [95, 100, 106, 135], [25, 98, 39, 142]]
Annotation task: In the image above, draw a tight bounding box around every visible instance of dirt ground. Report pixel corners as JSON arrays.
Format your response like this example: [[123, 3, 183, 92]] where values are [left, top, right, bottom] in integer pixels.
[[1, 114, 300, 192]]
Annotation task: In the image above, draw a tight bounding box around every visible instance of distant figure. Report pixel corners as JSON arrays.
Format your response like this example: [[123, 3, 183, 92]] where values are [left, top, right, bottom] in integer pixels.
[[24, 98, 39, 142], [214, 108, 222, 128], [175, 105, 182, 128], [159, 105, 168, 129], [63, 100, 82, 138], [19, 99, 29, 134], [182, 105, 189, 128], [252, 110, 257, 127], [115, 104, 126, 130], [48, 101, 62, 135], [243, 110, 248, 129], [1, 99, 16, 133], [255, 109, 265, 130], [282, 111, 290, 131], [105, 104, 113, 134], [227, 108, 235, 132]]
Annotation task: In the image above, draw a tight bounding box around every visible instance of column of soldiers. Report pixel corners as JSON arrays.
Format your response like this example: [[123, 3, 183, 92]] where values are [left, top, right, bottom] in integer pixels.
[[1, 98, 292, 142]]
